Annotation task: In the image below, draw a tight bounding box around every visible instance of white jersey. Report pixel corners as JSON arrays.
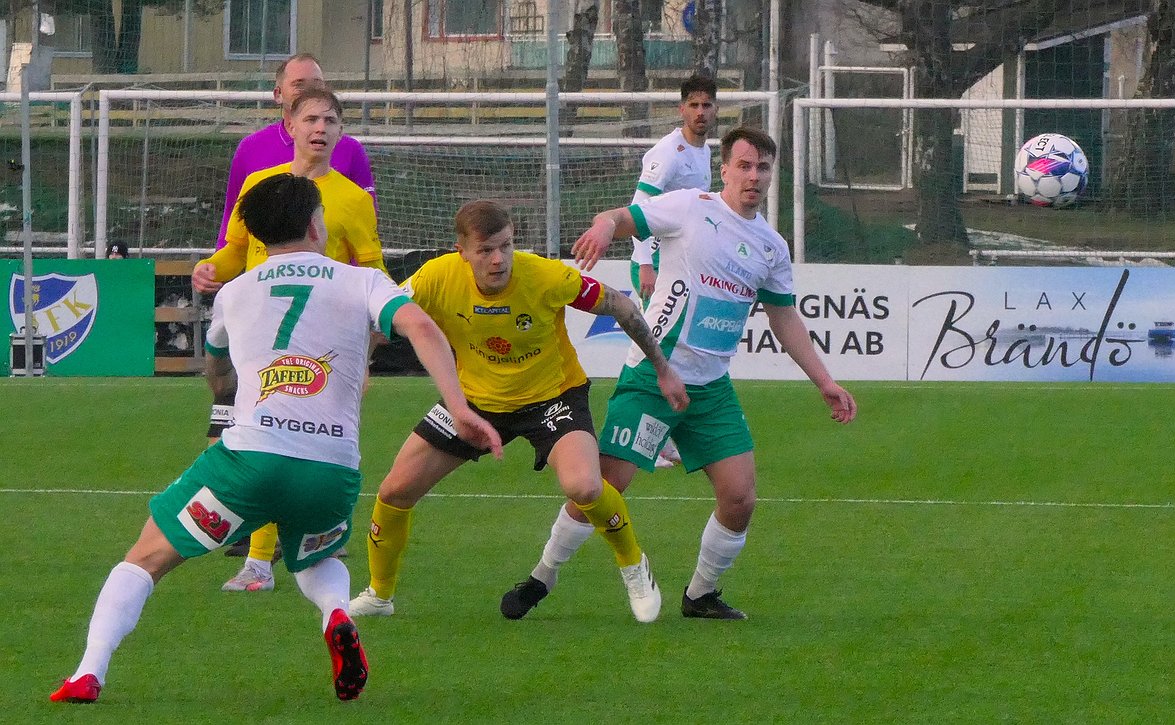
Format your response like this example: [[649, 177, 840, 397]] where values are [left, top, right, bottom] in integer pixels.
[[205, 251, 410, 468], [626, 189, 795, 385], [633, 127, 712, 199], [630, 128, 713, 266]]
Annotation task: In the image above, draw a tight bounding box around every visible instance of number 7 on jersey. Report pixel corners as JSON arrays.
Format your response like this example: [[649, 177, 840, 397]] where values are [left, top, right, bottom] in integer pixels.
[[270, 284, 313, 350]]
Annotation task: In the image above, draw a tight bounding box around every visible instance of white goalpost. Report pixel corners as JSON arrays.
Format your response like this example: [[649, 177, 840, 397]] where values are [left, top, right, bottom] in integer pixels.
[[0, 91, 84, 257]]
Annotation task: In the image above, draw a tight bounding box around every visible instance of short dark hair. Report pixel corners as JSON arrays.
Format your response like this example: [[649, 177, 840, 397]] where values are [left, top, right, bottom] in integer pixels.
[[720, 126, 777, 164], [237, 173, 322, 247], [681, 73, 718, 101], [455, 200, 513, 244], [276, 52, 321, 83], [290, 86, 343, 119]]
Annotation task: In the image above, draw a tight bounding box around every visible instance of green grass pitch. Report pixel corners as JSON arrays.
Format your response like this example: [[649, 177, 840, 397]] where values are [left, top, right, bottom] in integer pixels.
[[2, 377, 1174, 723]]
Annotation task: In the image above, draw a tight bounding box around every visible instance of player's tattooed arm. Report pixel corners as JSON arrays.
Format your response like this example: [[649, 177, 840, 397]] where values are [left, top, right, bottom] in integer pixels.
[[595, 284, 689, 411]]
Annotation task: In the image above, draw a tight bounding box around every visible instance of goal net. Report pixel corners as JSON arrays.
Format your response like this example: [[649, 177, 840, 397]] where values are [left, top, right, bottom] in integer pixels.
[[0, 92, 84, 256], [794, 96, 1175, 267], [95, 90, 779, 266]]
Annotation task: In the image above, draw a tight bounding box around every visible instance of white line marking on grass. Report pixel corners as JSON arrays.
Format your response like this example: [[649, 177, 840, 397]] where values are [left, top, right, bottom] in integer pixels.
[[2, 488, 1171, 509], [1, 379, 1165, 392], [736, 380, 1169, 392], [0, 379, 199, 388]]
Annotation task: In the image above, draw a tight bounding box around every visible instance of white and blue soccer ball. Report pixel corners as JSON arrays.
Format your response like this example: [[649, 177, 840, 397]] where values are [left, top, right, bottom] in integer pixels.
[[1013, 133, 1089, 208]]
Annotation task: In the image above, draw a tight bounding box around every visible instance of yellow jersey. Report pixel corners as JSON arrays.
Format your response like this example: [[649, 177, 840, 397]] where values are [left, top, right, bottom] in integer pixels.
[[406, 252, 590, 413], [201, 163, 388, 277]]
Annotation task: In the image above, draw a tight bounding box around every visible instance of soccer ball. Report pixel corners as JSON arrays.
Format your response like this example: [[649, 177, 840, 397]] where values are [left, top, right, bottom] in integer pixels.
[[1013, 133, 1089, 208]]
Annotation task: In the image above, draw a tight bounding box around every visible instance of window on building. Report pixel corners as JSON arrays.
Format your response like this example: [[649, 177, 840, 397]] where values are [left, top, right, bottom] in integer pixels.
[[426, 0, 502, 39], [644, 0, 663, 33], [371, 0, 383, 41], [226, 0, 296, 58], [593, 1, 655, 35], [54, 13, 92, 56], [509, 0, 543, 35]]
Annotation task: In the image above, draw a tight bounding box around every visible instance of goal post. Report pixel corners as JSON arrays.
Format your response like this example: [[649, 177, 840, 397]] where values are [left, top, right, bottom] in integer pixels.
[[0, 91, 84, 257]]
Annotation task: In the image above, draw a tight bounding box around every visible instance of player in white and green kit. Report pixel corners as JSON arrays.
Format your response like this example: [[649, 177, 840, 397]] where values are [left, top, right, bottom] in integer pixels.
[[630, 74, 717, 468], [629, 74, 718, 303], [504, 127, 858, 621], [50, 174, 501, 705]]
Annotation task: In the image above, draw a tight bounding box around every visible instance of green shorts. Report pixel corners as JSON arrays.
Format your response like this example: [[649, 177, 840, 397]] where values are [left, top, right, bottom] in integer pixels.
[[149, 442, 361, 573], [599, 362, 753, 473]]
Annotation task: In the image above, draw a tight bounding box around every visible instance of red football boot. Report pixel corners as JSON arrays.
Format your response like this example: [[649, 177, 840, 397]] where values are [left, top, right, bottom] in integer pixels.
[[50, 674, 101, 703], [324, 608, 368, 701]]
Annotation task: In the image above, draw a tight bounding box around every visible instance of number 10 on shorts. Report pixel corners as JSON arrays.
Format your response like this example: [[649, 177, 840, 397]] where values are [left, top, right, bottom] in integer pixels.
[[611, 414, 670, 460]]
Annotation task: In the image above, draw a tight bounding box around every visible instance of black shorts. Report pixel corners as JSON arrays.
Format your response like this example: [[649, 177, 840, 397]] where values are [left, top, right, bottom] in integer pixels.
[[413, 382, 595, 471]]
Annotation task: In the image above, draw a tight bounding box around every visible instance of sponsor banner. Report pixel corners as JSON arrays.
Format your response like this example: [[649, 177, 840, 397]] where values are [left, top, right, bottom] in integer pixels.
[[730, 264, 907, 381], [563, 260, 907, 380], [909, 266, 1174, 382], [565, 261, 1175, 382], [563, 260, 645, 377], [1, 259, 155, 376]]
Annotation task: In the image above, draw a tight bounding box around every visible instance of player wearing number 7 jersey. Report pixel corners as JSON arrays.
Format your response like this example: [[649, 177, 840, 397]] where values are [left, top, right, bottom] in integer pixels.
[[50, 173, 501, 704], [193, 87, 388, 590]]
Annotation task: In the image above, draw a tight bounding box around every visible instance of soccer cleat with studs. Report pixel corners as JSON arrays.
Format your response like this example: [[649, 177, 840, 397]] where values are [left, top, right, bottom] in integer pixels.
[[500, 576, 549, 620], [325, 608, 368, 701], [221, 562, 275, 592], [349, 587, 395, 617], [681, 588, 748, 620], [619, 553, 662, 623], [49, 674, 101, 704]]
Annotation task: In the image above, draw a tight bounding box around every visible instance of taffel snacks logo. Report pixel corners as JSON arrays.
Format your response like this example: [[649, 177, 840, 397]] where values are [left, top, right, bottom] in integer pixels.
[[257, 352, 335, 402], [9, 272, 98, 363]]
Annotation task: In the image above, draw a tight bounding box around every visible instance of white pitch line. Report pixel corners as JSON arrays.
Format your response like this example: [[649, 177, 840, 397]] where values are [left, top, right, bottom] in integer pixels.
[[1, 488, 1170, 509], [0, 379, 1167, 392]]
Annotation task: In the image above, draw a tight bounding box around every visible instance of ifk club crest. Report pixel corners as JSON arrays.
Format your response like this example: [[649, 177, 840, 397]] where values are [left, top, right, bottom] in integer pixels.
[[8, 272, 98, 363], [257, 352, 336, 402]]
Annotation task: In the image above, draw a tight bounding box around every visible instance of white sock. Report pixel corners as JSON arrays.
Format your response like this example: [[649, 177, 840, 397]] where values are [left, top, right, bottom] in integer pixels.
[[73, 561, 155, 685], [530, 505, 595, 589], [243, 556, 272, 576], [293, 557, 350, 631], [686, 513, 747, 600]]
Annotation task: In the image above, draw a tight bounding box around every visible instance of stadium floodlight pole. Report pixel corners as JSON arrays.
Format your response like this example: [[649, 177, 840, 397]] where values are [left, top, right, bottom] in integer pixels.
[[20, 63, 35, 376], [769, 0, 780, 94], [544, 2, 560, 259], [362, 0, 372, 128], [182, 0, 193, 73]]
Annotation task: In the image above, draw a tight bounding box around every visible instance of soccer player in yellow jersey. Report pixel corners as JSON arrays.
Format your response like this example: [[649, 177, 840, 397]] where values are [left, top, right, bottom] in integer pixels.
[[191, 87, 388, 592], [192, 87, 386, 289], [349, 200, 690, 622]]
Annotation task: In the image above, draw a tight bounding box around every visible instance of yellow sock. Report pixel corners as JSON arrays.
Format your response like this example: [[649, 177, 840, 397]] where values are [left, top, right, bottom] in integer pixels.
[[575, 480, 641, 568], [368, 499, 413, 600], [248, 522, 279, 561]]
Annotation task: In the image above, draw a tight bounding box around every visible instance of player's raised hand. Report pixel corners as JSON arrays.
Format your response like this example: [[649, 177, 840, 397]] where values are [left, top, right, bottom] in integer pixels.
[[571, 220, 615, 271], [820, 383, 857, 424], [453, 407, 504, 460], [571, 224, 611, 270], [191, 262, 223, 294]]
